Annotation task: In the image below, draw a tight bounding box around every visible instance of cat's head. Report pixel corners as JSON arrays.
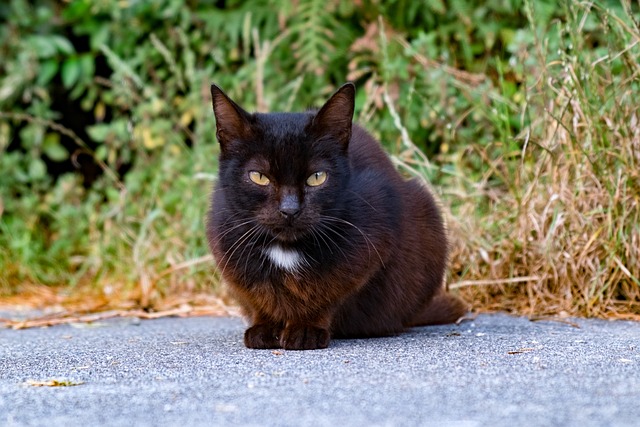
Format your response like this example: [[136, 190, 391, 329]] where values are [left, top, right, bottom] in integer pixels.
[[210, 83, 355, 243]]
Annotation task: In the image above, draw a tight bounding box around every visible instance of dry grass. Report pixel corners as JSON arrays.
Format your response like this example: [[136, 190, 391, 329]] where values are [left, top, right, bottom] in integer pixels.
[[444, 2, 640, 320]]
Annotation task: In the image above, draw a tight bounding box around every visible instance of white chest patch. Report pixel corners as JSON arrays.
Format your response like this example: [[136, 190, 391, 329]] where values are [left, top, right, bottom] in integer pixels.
[[265, 245, 304, 272]]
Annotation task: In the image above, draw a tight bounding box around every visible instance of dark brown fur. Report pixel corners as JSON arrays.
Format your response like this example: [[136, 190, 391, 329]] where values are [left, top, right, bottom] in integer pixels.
[[207, 83, 467, 350]]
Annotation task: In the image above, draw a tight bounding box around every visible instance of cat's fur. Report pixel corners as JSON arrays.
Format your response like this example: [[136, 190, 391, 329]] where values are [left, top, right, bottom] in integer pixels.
[[207, 83, 467, 350]]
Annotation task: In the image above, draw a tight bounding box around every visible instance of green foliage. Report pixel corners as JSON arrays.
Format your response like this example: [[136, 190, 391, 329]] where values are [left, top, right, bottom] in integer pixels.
[[0, 0, 638, 316]]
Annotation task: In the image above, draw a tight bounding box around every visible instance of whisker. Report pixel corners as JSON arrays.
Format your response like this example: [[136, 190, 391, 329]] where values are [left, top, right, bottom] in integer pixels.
[[312, 224, 356, 277], [210, 220, 259, 260], [240, 226, 267, 277], [257, 234, 280, 274], [310, 226, 334, 256], [219, 223, 262, 278], [345, 190, 380, 213], [313, 224, 349, 261], [309, 227, 329, 264], [320, 215, 385, 268], [214, 218, 259, 241]]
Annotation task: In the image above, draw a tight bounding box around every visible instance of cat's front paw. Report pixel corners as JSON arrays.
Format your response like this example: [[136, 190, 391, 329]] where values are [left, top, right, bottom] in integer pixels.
[[280, 325, 330, 350], [244, 324, 282, 349]]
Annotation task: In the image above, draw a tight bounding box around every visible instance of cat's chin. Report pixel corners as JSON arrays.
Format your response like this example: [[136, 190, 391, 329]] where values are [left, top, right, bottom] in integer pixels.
[[270, 227, 307, 243]]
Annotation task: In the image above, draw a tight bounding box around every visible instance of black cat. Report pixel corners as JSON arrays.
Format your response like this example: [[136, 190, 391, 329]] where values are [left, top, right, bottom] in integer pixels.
[[207, 83, 467, 350]]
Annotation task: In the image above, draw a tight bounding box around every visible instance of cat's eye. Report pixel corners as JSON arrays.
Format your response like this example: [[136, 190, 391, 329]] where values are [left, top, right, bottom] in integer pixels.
[[306, 171, 327, 187], [249, 171, 270, 186]]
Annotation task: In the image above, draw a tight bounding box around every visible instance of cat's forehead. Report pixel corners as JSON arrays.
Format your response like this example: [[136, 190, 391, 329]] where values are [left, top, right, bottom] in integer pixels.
[[248, 112, 322, 160], [254, 112, 313, 138]]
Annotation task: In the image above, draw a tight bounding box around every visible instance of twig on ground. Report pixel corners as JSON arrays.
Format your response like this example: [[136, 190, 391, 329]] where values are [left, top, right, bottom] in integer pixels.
[[450, 276, 542, 289], [1, 305, 227, 330]]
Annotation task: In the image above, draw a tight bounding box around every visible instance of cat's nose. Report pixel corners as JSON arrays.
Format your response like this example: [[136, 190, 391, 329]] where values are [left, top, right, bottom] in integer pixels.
[[279, 208, 300, 220], [279, 194, 301, 220]]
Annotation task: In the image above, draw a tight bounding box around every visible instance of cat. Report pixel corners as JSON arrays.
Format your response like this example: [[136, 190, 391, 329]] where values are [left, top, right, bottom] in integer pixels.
[[207, 82, 467, 350]]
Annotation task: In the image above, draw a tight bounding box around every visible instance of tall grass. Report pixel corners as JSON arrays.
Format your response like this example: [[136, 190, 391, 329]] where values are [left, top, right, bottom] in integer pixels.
[[441, 1, 640, 318]]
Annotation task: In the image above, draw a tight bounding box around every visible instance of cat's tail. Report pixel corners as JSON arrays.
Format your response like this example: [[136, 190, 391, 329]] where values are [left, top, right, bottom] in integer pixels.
[[411, 290, 468, 326]]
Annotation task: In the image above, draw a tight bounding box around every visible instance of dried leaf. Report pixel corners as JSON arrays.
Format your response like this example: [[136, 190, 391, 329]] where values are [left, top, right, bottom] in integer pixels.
[[508, 348, 535, 355], [25, 379, 84, 387]]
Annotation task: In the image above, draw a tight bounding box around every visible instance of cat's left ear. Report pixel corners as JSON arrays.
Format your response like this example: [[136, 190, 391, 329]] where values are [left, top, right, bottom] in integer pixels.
[[310, 82, 355, 147]]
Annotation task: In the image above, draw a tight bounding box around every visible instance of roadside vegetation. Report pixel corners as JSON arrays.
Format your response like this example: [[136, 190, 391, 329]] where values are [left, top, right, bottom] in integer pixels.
[[1, 0, 638, 319]]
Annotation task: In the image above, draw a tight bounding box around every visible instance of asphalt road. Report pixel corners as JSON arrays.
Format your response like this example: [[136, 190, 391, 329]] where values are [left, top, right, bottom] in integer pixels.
[[1, 313, 639, 427]]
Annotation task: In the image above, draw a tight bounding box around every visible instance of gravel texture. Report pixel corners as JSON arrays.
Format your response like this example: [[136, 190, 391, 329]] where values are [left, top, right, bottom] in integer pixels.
[[1, 313, 639, 426]]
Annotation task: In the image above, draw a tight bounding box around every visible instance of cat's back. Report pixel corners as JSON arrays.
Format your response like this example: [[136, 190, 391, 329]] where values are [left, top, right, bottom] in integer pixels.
[[348, 125, 400, 178]]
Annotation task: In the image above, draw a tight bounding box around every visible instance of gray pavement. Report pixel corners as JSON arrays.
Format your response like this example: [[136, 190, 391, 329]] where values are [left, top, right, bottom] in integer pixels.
[[1, 313, 639, 427]]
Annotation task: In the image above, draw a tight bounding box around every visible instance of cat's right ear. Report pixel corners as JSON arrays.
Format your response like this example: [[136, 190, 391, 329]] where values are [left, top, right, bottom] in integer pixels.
[[210, 84, 252, 150]]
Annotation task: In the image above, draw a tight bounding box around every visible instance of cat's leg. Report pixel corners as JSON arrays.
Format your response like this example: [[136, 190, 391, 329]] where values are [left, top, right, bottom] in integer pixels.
[[280, 324, 330, 350], [279, 315, 332, 350], [242, 308, 284, 349], [244, 322, 283, 349]]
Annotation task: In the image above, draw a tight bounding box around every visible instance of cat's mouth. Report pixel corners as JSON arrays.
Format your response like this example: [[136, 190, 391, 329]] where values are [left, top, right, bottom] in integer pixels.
[[260, 212, 313, 242], [267, 220, 313, 242], [271, 227, 305, 243]]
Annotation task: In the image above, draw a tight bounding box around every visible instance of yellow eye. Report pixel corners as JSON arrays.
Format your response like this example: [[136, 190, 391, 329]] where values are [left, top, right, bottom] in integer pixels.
[[249, 171, 270, 186], [306, 171, 327, 187]]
